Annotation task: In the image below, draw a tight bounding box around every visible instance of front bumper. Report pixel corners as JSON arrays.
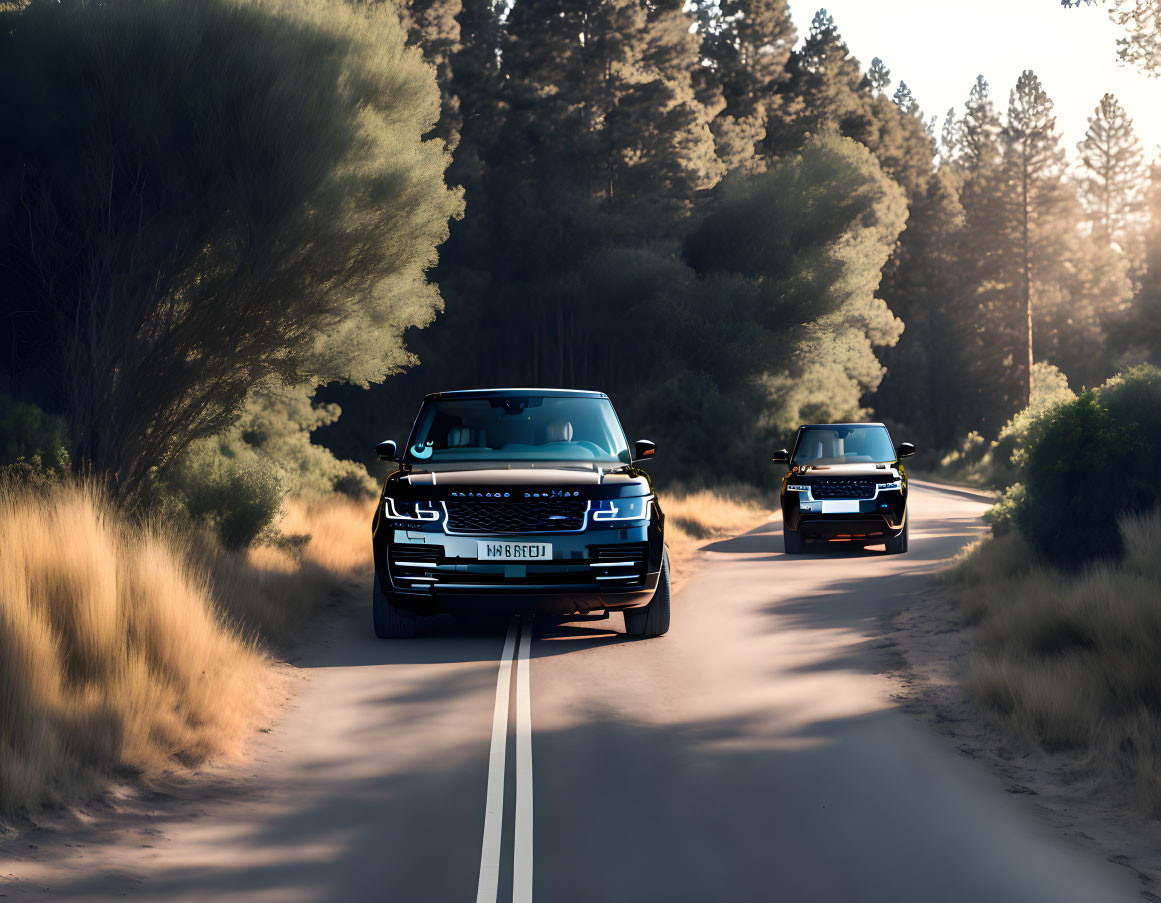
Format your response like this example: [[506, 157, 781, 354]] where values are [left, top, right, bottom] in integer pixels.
[[373, 523, 664, 617], [782, 490, 906, 538]]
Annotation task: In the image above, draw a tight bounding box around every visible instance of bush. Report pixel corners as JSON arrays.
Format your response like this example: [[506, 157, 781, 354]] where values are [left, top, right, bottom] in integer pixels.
[[0, 394, 69, 486], [935, 363, 1075, 490], [1019, 365, 1161, 566], [167, 440, 284, 549], [984, 482, 1025, 536]]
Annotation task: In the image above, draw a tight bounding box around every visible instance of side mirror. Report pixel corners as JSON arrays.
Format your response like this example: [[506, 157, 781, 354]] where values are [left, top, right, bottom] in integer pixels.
[[376, 439, 399, 462], [897, 442, 916, 458], [772, 449, 789, 464], [632, 439, 656, 464]]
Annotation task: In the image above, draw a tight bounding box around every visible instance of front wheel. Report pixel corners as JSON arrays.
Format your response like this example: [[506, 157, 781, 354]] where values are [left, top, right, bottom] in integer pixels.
[[373, 573, 417, 638], [885, 517, 909, 554], [783, 526, 803, 555], [624, 552, 670, 638]]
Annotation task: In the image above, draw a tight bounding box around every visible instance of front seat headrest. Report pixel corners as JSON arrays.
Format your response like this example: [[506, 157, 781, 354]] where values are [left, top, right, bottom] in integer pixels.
[[447, 425, 472, 447], [545, 421, 574, 443]]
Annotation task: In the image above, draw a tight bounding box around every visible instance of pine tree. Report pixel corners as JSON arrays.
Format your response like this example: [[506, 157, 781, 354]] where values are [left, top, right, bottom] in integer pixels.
[[939, 107, 957, 162], [1002, 70, 1069, 408], [958, 75, 1000, 173], [694, 0, 796, 169], [1077, 93, 1146, 244], [866, 56, 891, 95], [1125, 165, 1161, 363], [892, 80, 915, 114], [764, 8, 870, 157]]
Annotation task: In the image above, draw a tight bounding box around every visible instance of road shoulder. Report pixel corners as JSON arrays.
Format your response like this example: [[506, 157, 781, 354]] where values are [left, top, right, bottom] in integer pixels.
[[889, 584, 1161, 902]]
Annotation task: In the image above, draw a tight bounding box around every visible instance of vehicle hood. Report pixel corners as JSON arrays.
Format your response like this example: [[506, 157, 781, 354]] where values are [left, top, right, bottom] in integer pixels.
[[791, 463, 902, 480], [386, 467, 652, 500]]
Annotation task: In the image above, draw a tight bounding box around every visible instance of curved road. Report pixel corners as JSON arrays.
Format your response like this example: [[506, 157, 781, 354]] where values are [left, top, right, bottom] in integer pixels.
[[6, 484, 1143, 902]]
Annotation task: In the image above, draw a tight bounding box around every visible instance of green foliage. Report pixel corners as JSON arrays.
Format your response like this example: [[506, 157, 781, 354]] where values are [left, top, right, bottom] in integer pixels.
[[687, 135, 906, 432], [0, 394, 70, 489], [936, 361, 1076, 489], [0, 394, 68, 471], [229, 385, 377, 500], [155, 382, 374, 548], [984, 483, 1026, 536], [166, 440, 284, 550], [0, 0, 461, 495], [1019, 365, 1161, 566]]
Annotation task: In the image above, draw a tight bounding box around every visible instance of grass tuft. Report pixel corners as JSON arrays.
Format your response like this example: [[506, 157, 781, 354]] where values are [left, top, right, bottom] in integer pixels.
[[949, 509, 1161, 812], [0, 482, 371, 817], [661, 484, 773, 585]]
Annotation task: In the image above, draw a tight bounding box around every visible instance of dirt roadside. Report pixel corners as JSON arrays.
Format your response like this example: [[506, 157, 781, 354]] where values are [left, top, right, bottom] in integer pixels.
[[888, 584, 1161, 902]]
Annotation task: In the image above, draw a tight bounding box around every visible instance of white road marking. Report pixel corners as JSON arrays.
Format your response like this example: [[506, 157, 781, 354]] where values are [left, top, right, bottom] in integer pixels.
[[513, 619, 534, 903], [476, 619, 518, 903]]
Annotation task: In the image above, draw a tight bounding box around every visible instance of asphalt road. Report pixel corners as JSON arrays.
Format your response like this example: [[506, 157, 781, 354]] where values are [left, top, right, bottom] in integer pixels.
[[5, 484, 1144, 902]]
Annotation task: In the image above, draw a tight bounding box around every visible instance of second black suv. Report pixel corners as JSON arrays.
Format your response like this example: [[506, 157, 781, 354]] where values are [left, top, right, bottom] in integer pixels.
[[370, 389, 668, 639], [774, 423, 915, 555]]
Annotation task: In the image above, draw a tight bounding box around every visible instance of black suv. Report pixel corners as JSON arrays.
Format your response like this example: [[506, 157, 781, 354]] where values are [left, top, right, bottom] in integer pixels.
[[370, 389, 668, 638], [774, 423, 915, 555]]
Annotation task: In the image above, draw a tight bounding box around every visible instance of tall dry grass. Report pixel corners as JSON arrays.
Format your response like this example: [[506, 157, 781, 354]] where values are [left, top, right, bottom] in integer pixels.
[[947, 508, 1161, 814], [210, 495, 372, 646], [0, 483, 371, 817], [662, 485, 774, 585]]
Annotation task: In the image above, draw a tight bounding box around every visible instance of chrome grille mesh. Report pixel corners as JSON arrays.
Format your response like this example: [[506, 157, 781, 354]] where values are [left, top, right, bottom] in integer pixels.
[[443, 499, 587, 534]]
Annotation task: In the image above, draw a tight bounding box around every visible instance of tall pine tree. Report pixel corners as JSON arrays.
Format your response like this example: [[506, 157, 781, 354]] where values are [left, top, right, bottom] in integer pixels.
[[1001, 70, 1069, 407], [1077, 93, 1146, 244]]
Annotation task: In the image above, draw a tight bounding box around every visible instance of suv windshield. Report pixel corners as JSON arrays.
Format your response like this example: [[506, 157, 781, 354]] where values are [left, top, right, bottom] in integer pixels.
[[793, 425, 897, 465], [405, 395, 631, 467]]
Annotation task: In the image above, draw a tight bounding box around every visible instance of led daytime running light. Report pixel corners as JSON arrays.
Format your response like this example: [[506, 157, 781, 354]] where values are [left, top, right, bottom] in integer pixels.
[[591, 495, 653, 522], [384, 497, 441, 521]]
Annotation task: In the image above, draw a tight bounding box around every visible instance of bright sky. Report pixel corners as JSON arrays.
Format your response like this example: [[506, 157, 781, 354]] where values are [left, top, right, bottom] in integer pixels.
[[787, 0, 1161, 160]]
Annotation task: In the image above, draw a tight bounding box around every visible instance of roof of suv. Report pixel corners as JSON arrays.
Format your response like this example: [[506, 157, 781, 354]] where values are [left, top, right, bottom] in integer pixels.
[[423, 388, 609, 400], [798, 422, 886, 428]]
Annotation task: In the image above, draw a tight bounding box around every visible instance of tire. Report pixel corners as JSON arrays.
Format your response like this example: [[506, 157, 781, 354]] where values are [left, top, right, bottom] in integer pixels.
[[624, 551, 670, 638], [373, 573, 417, 639], [886, 517, 909, 554], [783, 526, 804, 555]]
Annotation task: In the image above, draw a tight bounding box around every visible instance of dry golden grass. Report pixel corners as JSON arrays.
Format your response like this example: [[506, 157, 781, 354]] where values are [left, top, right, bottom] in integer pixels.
[[0, 483, 372, 817], [661, 485, 774, 587], [209, 496, 372, 646], [947, 509, 1161, 814]]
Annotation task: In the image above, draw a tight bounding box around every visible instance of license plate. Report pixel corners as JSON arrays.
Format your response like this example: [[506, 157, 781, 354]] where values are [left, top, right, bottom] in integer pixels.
[[477, 541, 553, 561], [821, 500, 860, 514]]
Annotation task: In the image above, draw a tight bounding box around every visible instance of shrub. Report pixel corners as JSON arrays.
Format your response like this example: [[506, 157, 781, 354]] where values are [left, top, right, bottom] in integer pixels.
[[167, 440, 284, 549], [935, 363, 1075, 490], [0, 394, 70, 486], [1019, 365, 1161, 566], [984, 482, 1025, 536]]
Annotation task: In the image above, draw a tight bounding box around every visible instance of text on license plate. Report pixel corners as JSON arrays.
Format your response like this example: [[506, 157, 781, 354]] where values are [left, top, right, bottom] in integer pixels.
[[477, 541, 553, 561]]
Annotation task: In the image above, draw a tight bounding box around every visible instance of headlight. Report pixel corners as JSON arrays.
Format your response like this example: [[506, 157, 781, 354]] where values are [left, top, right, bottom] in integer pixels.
[[786, 483, 810, 493], [591, 495, 653, 522], [384, 497, 442, 522], [878, 481, 903, 492]]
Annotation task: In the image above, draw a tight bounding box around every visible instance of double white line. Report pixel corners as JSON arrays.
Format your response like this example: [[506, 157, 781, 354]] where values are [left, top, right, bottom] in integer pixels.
[[476, 619, 534, 903]]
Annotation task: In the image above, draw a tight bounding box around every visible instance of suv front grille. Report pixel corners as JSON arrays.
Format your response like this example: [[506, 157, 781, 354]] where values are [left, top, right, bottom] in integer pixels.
[[444, 499, 587, 534], [810, 480, 877, 500]]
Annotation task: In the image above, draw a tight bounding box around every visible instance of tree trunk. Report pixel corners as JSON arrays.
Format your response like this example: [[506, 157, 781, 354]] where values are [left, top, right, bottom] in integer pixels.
[[1021, 144, 1034, 410]]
